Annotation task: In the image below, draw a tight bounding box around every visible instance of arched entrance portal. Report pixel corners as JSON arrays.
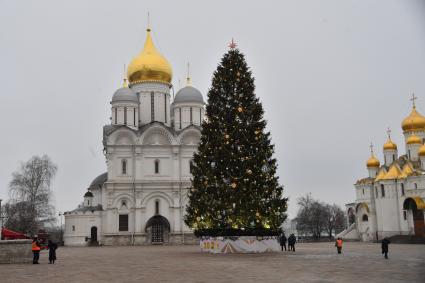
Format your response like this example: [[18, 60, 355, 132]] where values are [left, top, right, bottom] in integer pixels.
[[91, 226, 98, 244], [403, 198, 425, 237], [145, 215, 170, 244]]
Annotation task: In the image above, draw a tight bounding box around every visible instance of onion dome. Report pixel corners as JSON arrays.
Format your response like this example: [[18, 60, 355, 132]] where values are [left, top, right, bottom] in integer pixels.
[[127, 28, 172, 85], [383, 139, 397, 151], [112, 81, 138, 103], [174, 85, 204, 104], [366, 155, 380, 168], [406, 134, 422, 145], [84, 191, 93, 198], [419, 144, 425, 156], [401, 106, 425, 132]]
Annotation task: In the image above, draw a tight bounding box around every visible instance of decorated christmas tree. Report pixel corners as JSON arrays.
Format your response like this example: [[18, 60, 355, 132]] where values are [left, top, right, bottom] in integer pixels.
[[185, 42, 287, 236]]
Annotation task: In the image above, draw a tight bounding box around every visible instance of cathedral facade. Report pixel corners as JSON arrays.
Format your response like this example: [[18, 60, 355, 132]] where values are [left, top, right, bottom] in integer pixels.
[[340, 98, 425, 241], [64, 28, 204, 246]]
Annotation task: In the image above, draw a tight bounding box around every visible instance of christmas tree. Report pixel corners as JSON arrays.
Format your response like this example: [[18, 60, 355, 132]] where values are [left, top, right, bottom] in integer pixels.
[[185, 42, 287, 236]]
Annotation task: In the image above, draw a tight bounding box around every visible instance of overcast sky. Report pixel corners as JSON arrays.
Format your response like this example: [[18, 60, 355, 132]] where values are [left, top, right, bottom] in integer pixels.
[[0, 0, 424, 218]]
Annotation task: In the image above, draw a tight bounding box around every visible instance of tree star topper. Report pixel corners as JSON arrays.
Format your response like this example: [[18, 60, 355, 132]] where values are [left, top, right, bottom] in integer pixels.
[[228, 38, 237, 49]]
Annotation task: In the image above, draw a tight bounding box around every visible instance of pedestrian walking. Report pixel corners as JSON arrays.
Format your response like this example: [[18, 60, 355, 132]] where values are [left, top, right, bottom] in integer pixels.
[[381, 238, 390, 259], [279, 232, 287, 251], [48, 240, 58, 264], [335, 237, 343, 254], [32, 237, 41, 264]]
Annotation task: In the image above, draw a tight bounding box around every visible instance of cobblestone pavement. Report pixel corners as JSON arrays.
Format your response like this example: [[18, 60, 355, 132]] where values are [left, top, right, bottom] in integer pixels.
[[0, 242, 424, 283]]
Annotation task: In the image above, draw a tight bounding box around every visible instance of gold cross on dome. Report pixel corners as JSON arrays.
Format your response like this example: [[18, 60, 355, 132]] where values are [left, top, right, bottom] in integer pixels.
[[386, 127, 391, 139], [229, 38, 237, 49], [410, 93, 417, 108], [369, 142, 374, 154]]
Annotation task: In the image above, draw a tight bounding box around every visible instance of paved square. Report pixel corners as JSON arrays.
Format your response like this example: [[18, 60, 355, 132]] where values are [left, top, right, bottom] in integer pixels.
[[0, 242, 424, 283]]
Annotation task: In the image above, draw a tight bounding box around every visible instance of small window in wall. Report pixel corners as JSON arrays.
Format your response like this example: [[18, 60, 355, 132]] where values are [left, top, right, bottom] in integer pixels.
[[122, 160, 127, 175], [124, 107, 127, 125], [114, 108, 117, 124], [164, 95, 167, 123], [401, 183, 405, 196], [381, 184, 385, 197], [121, 200, 127, 208], [190, 107, 193, 125], [179, 108, 182, 129], [362, 188, 364, 195], [87, 200, 90, 206], [72, 225, 75, 232], [362, 214, 368, 222], [414, 183, 418, 189], [408, 150, 411, 159], [155, 200, 160, 215], [189, 160, 194, 174], [151, 92, 155, 121], [403, 210, 407, 220], [375, 187, 378, 198], [392, 154, 396, 162], [199, 108, 202, 125], [154, 160, 159, 174], [119, 214, 129, 231], [133, 108, 136, 126], [384, 156, 387, 164]]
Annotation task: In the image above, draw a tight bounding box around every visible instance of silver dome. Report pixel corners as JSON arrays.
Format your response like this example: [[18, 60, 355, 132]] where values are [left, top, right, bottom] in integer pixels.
[[112, 87, 138, 103], [173, 86, 204, 104]]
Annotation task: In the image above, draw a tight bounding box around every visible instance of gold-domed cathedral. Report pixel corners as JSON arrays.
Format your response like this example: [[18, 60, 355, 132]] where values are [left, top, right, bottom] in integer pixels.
[[64, 26, 206, 246], [338, 94, 425, 242]]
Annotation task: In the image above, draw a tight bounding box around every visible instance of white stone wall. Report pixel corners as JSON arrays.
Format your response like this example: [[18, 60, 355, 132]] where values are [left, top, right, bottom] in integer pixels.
[[64, 212, 102, 246]]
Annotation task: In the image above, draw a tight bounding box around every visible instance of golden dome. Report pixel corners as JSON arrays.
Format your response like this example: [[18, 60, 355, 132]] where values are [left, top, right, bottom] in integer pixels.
[[406, 134, 422, 145], [419, 144, 425, 156], [366, 155, 380, 168], [383, 139, 397, 151], [401, 106, 425, 132], [127, 29, 172, 85]]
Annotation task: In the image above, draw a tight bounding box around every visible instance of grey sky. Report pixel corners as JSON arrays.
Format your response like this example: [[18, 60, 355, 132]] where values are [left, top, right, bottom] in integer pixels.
[[1, 0, 424, 218]]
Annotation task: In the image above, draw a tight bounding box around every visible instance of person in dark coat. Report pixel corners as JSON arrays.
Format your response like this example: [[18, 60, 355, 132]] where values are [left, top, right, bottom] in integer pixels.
[[381, 238, 390, 259], [279, 232, 287, 251], [47, 240, 58, 264], [288, 234, 296, 252]]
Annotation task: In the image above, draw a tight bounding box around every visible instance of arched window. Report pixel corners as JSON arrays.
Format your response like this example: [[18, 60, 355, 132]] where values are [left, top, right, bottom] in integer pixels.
[[414, 183, 418, 189], [189, 160, 194, 174], [408, 150, 411, 159], [151, 92, 155, 121], [154, 160, 159, 174], [375, 187, 378, 198], [114, 108, 117, 124], [133, 108, 136, 126], [199, 108, 202, 125], [121, 200, 127, 208], [362, 214, 368, 222], [362, 188, 364, 195], [190, 107, 193, 125], [164, 95, 167, 123], [72, 225, 75, 232], [401, 183, 405, 196], [179, 108, 182, 129], [124, 107, 127, 125], [155, 200, 160, 215], [122, 159, 127, 175], [380, 184, 385, 197], [392, 154, 396, 162]]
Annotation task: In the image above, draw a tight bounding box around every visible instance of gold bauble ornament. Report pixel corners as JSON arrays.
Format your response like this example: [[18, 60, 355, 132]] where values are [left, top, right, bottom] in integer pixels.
[[246, 169, 252, 175], [196, 216, 201, 221], [231, 182, 237, 189], [225, 134, 229, 139], [237, 107, 243, 113], [256, 212, 260, 217]]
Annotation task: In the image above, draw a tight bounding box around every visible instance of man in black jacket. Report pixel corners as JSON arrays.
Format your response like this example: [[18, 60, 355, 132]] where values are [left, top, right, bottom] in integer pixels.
[[381, 238, 390, 259]]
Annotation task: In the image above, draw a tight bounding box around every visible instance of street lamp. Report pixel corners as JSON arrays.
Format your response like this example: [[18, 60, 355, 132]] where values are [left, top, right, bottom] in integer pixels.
[[58, 211, 63, 243]]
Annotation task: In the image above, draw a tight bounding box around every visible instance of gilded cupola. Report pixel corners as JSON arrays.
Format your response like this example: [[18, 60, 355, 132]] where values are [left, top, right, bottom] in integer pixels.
[[127, 28, 173, 85], [406, 134, 422, 145], [366, 155, 380, 168], [401, 95, 425, 132]]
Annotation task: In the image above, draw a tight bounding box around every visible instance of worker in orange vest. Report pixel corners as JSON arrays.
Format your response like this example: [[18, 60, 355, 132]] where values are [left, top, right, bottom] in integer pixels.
[[335, 237, 343, 254], [32, 237, 41, 264]]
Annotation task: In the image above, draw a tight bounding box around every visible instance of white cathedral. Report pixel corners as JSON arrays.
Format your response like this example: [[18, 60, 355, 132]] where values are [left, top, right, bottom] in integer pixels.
[[339, 97, 425, 242], [64, 28, 204, 246]]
